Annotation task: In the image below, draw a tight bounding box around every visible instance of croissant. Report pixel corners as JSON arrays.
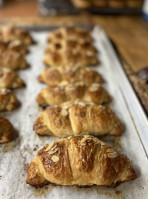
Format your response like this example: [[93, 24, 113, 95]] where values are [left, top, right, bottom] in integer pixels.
[[36, 82, 110, 107], [43, 48, 98, 67], [0, 51, 28, 70], [26, 135, 137, 188], [0, 88, 19, 111], [0, 25, 33, 45], [0, 68, 25, 89], [47, 27, 93, 44], [38, 66, 103, 86], [0, 40, 28, 55], [45, 40, 97, 55], [0, 117, 14, 144], [33, 100, 122, 137]]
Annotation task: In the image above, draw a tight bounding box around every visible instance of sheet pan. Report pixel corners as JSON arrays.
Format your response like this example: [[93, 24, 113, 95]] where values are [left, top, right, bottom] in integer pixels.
[[0, 26, 148, 199]]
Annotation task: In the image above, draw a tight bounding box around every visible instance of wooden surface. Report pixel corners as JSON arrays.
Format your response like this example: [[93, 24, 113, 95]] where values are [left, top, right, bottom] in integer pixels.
[[0, 15, 148, 113]]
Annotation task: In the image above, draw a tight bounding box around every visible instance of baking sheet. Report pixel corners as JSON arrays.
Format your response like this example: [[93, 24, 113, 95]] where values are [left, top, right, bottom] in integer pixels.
[[0, 27, 148, 199]]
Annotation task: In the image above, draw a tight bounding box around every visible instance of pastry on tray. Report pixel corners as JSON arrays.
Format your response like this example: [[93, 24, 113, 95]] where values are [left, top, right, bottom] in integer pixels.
[[38, 65, 103, 86], [26, 135, 136, 188], [0, 68, 25, 89], [0, 88, 19, 111], [0, 51, 28, 70], [36, 82, 110, 107], [33, 100, 122, 137], [43, 49, 98, 67], [47, 27, 93, 44], [0, 25, 33, 45], [108, 0, 125, 8], [0, 40, 28, 55], [0, 117, 14, 144]]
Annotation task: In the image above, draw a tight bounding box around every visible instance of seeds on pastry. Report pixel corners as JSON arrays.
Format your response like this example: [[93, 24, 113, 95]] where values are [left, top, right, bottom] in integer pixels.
[[90, 87, 99, 92], [45, 143, 54, 152], [78, 102, 86, 107], [0, 88, 10, 94], [86, 51, 94, 56], [51, 155, 59, 162], [61, 109, 68, 117], [108, 152, 118, 158]]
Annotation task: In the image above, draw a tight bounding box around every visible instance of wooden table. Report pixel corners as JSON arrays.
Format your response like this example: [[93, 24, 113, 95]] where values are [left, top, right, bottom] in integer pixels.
[[0, 15, 148, 113]]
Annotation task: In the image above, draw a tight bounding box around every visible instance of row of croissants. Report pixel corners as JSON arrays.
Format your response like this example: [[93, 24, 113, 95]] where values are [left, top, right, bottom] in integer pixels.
[[71, 0, 143, 9], [0, 25, 34, 143], [0, 25, 137, 189], [26, 26, 137, 188]]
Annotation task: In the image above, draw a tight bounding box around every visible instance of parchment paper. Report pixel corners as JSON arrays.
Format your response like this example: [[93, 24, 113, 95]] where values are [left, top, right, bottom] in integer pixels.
[[0, 28, 148, 199]]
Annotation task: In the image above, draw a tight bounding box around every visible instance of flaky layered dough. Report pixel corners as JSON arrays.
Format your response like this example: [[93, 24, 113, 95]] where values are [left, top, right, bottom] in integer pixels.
[[0, 51, 28, 70], [33, 101, 122, 137], [38, 65, 103, 85], [47, 27, 93, 44], [43, 48, 98, 67], [0, 25, 33, 45], [0, 117, 14, 144], [0, 88, 19, 111], [0, 68, 25, 89], [26, 135, 137, 188], [0, 40, 28, 55], [36, 82, 110, 107]]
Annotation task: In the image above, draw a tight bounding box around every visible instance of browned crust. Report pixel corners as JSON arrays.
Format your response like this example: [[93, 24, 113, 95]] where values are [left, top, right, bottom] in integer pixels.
[[27, 135, 137, 188], [0, 117, 14, 144]]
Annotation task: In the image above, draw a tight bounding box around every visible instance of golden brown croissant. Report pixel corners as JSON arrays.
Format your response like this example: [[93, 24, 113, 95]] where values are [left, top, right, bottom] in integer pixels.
[[26, 135, 137, 188], [36, 82, 110, 107], [0, 88, 19, 111], [0, 51, 28, 70], [0, 25, 33, 45], [33, 101, 122, 137], [0, 117, 14, 144], [0, 40, 28, 55], [38, 66, 103, 86], [45, 40, 97, 55], [43, 48, 98, 67], [0, 68, 25, 89], [47, 27, 93, 44]]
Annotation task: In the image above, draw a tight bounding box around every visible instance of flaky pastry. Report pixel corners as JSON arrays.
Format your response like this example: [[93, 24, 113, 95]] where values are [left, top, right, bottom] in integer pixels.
[[0, 68, 25, 89], [33, 101, 122, 137], [0, 88, 19, 111], [0, 51, 28, 70], [0, 25, 33, 45], [36, 82, 110, 107], [0, 40, 28, 55], [38, 66, 103, 86], [26, 135, 136, 188], [0, 117, 14, 144]]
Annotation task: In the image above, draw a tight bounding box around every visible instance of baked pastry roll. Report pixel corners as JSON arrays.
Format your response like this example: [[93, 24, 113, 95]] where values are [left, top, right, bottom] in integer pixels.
[[0, 68, 25, 89], [43, 48, 98, 67], [38, 66, 103, 86], [0, 40, 28, 55], [93, 0, 107, 7], [0, 88, 19, 111], [0, 51, 28, 70], [33, 101, 122, 137], [0, 25, 33, 45], [47, 27, 93, 44], [36, 82, 110, 107], [26, 135, 136, 188], [0, 117, 14, 144]]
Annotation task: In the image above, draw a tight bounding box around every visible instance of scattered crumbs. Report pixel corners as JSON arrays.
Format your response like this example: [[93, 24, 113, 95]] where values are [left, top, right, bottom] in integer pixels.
[[0, 176, 2, 179], [28, 114, 32, 117], [33, 185, 53, 196], [96, 187, 125, 199], [33, 145, 39, 151]]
